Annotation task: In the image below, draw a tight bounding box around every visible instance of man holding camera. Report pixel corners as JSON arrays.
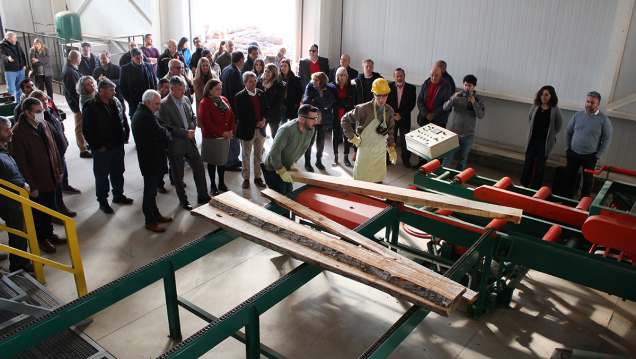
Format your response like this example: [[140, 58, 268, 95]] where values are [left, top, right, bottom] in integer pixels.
[[341, 78, 396, 183], [441, 75, 485, 171]]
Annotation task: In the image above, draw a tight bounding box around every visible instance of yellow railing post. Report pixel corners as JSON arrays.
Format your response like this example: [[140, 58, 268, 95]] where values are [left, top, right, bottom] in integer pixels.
[[0, 179, 88, 299]]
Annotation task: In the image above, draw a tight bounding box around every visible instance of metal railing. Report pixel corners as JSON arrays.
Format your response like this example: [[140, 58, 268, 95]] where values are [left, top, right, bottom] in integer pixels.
[[0, 179, 88, 300], [6, 29, 145, 94]]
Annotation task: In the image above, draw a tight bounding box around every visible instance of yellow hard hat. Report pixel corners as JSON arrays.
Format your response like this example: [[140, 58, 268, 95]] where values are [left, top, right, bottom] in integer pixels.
[[371, 78, 390, 95]]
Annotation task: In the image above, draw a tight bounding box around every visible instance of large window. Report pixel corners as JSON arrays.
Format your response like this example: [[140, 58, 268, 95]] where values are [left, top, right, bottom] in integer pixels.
[[190, 0, 298, 65]]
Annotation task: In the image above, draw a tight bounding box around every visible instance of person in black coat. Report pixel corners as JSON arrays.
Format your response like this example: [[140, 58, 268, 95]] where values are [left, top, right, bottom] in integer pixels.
[[417, 67, 453, 128], [82, 79, 132, 214], [258, 64, 286, 139], [328, 54, 359, 84], [331, 66, 357, 167], [188, 37, 205, 74], [79, 42, 99, 76], [62, 50, 91, 157], [93, 51, 125, 113], [354, 59, 382, 105], [279, 59, 302, 123], [302, 72, 336, 172], [131, 90, 173, 232], [234, 72, 268, 189], [297, 44, 329, 89], [387, 68, 417, 167], [220, 51, 246, 171], [0, 32, 27, 100], [157, 39, 185, 79], [120, 48, 158, 118]]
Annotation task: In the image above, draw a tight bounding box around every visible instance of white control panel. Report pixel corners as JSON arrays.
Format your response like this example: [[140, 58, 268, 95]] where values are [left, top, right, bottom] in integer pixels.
[[405, 124, 459, 160]]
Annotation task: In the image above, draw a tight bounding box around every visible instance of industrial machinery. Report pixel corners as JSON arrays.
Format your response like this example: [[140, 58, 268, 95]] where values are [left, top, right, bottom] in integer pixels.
[[2, 162, 635, 358]]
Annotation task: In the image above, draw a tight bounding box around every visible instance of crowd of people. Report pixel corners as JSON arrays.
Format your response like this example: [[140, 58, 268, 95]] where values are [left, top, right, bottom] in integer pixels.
[[0, 31, 613, 275]]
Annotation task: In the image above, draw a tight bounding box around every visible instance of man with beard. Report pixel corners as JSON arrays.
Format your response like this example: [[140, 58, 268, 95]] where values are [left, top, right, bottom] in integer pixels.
[[262, 104, 318, 195], [120, 48, 158, 118]]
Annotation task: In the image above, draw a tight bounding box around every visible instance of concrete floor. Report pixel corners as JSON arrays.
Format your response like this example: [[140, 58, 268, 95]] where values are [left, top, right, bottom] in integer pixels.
[[1, 88, 635, 359]]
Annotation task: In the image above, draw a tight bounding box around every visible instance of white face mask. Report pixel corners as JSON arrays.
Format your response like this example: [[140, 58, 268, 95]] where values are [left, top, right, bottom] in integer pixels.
[[31, 112, 45, 124]]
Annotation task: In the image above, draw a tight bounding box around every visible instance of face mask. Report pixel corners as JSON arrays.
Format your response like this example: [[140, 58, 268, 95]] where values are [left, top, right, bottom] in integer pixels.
[[31, 112, 45, 124]]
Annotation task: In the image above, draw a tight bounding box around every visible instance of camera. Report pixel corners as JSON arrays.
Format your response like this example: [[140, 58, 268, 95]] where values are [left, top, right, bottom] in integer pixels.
[[459, 90, 476, 98]]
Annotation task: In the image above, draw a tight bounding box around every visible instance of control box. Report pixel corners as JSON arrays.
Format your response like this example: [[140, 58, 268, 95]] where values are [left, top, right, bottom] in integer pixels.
[[405, 124, 459, 160]]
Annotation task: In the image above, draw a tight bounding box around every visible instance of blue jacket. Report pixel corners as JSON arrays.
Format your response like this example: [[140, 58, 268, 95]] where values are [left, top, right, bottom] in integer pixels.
[[0, 145, 26, 207]]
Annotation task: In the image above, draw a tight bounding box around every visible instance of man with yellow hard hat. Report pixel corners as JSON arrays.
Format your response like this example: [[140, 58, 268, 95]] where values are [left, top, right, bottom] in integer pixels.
[[341, 78, 397, 183]]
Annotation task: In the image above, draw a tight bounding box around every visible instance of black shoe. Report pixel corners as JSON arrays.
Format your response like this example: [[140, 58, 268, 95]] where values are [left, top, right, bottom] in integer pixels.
[[344, 156, 352, 167], [79, 151, 92, 159], [415, 159, 428, 168], [305, 162, 314, 172], [210, 188, 219, 196], [198, 195, 212, 204], [315, 159, 325, 170], [180, 201, 193, 210], [99, 201, 114, 214], [218, 184, 229, 192], [332, 155, 338, 167], [226, 163, 242, 172], [86, 144, 91, 151], [112, 195, 134, 204], [157, 186, 167, 194]]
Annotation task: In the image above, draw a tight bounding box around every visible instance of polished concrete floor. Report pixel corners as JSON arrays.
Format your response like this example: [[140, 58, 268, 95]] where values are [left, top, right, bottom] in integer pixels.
[[1, 88, 635, 358]]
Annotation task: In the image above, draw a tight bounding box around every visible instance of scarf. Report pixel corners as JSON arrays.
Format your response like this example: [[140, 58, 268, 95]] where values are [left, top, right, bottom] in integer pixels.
[[212, 96, 229, 112]]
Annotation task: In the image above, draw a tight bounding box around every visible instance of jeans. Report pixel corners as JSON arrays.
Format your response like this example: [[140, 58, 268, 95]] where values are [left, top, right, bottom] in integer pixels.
[[142, 175, 161, 224], [0, 203, 32, 271], [305, 124, 326, 161], [565, 149, 597, 198], [31, 190, 56, 243], [92, 145, 125, 203], [262, 164, 293, 195], [442, 135, 474, 171], [35, 75, 53, 98], [520, 137, 547, 189], [226, 137, 241, 167], [4, 69, 25, 100]]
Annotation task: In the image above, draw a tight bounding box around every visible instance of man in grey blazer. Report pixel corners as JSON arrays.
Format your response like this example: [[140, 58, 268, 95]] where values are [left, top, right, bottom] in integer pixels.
[[158, 76, 210, 210]]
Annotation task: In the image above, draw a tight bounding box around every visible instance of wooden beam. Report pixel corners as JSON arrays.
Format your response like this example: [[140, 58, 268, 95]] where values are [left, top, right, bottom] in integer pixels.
[[261, 188, 478, 304], [290, 172, 523, 224], [192, 192, 469, 317]]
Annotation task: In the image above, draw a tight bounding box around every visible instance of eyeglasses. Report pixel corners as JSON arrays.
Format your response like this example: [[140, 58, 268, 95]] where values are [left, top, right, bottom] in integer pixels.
[[305, 116, 318, 120], [309, 49, 317, 53]]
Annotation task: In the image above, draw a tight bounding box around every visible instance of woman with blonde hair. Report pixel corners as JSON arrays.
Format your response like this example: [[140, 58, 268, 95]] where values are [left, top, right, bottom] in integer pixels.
[[302, 71, 336, 171], [76, 75, 97, 111], [193, 57, 218, 112], [30, 38, 53, 97], [331, 66, 357, 166], [257, 63, 286, 138]]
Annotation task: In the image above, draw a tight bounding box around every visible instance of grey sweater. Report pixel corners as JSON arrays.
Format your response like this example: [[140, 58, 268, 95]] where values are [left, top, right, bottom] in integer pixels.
[[564, 110, 612, 158], [443, 94, 485, 136], [263, 119, 315, 171]]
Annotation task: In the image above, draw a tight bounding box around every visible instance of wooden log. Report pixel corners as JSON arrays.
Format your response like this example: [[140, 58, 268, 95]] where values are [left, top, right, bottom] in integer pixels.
[[290, 172, 523, 224], [192, 192, 468, 317], [261, 188, 478, 304]]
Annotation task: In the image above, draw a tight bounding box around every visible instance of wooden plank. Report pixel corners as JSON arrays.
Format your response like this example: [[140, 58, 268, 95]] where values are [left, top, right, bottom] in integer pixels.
[[261, 188, 478, 304], [192, 203, 462, 317], [193, 192, 469, 316], [290, 172, 523, 224]]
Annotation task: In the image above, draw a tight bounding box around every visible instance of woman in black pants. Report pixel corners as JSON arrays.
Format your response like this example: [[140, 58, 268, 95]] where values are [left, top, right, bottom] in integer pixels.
[[520, 85, 563, 189], [29, 38, 53, 98], [331, 66, 357, 167]]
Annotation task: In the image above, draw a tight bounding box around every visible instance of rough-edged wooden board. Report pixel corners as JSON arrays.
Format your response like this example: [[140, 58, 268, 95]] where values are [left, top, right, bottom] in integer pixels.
[[290, 172, 523, 224], [192, 203, 462, 317], [261, 188, 478, 304], [193, 192, 468, 316]]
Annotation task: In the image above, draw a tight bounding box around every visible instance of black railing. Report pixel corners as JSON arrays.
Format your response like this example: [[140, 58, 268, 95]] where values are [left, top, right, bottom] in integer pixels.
[[6, 30, 144, 95]]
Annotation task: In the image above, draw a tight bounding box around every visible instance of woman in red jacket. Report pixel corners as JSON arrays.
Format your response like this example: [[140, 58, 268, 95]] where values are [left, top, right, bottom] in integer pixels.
[[198, 79, 235, 196]]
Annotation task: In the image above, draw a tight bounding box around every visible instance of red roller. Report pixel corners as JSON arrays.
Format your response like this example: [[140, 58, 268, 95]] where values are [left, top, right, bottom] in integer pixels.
[[493, 177, 512, 189], [453, 168, 476, 184], [486, 219, 507, 238], [406, 185, 418, 190], [436, 209, 453, 216], [576, 197, 593, 211], [542, 225, 562, 243], [421, 159, 441, 174], [533, 186, 551, 200]]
